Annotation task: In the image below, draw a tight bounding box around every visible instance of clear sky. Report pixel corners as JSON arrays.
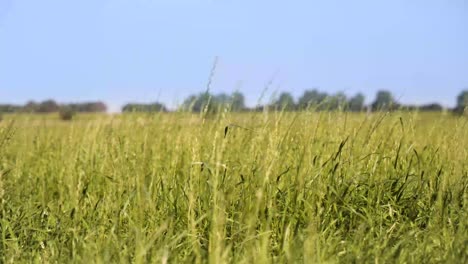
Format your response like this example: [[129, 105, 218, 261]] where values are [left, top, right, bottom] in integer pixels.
[[1, 0, 467, 111]]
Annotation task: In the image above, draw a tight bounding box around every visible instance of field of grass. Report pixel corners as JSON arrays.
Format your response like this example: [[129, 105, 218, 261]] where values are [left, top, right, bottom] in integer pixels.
[[0, 111, 467, 263]]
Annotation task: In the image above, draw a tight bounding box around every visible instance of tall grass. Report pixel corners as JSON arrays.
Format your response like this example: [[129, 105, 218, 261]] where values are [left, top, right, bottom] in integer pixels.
[[0, 111, 467, 263]]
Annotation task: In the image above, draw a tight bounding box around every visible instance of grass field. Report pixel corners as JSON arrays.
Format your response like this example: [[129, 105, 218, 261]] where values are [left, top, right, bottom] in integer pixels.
[[0, 111, 467, 263]]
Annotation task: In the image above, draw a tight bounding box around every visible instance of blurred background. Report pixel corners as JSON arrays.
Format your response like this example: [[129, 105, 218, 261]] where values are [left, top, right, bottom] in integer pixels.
[[0, 0, 467, 112]]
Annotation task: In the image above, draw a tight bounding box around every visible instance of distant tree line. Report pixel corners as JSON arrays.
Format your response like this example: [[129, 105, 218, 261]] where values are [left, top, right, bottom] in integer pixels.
[[0, 100, 107, 113], [1, 90, 467, 115], [121, 91, 246, 113], [122, 103, 168, 113], [121, 89, 467, 114]]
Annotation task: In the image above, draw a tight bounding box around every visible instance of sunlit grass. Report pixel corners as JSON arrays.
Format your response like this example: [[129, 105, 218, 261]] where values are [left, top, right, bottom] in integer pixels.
[[0, 111, 467, 263]]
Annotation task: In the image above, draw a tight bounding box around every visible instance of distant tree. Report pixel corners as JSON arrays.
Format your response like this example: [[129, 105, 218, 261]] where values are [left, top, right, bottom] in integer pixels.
[[181, 95, 198, 111], [37, 100, 59, 113], [348, 93, 365, 112], [297, 89, 328, 110], [122, 102, 167, 113], [252, 105, 266, 112], [454, 90, 468, 114], [457, 90, 468, 107], [419, 103, 443, 112], [23, 101, 38, 113], [59, 107, 76, 121], [274, 92, 295, 111], [182, 92, 248, 113], [182, 92, 214, 113], [0, 104, 21, 113], [214, 93, 230, 105], [1, 101, 106, 114], [213, 93, 233, 112], [83, 102, 107, 112], [325, 92, 347, 110], [401, 105, 418, 111], [231, 91, 246, 111], [371, 90, 397, 111], [67, 102, 107, 112]]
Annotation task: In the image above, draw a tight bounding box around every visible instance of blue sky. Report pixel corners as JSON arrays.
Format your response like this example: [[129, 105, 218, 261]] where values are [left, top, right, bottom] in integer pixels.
[[0, 0, 467, 111]]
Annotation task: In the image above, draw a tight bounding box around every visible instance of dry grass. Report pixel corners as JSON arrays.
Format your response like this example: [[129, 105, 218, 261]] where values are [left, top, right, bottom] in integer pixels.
[[0, 111, 467, 263]]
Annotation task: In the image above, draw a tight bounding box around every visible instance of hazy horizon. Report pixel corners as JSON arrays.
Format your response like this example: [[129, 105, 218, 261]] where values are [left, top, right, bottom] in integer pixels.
[[1, 86, 466, 113]]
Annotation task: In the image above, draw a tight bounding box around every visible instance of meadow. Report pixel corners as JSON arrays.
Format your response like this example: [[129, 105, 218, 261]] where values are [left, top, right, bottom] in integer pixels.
[[0, 110, 467, 263]]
